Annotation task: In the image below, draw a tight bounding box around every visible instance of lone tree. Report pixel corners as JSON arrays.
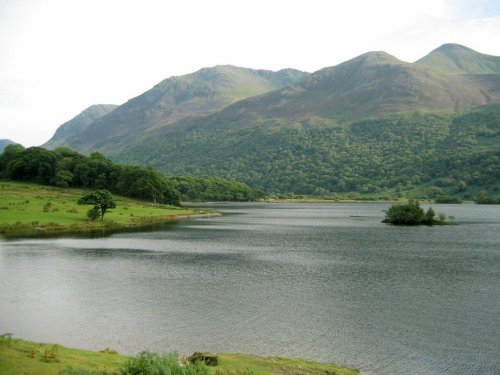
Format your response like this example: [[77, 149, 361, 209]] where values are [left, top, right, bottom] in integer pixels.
[[78, 190, 116, 221]]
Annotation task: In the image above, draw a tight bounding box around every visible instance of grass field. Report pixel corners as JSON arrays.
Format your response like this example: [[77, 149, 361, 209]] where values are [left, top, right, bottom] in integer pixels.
[[0, 181, 216, 237], [0, 335, 358, 375], [0, 335, 127, 375]]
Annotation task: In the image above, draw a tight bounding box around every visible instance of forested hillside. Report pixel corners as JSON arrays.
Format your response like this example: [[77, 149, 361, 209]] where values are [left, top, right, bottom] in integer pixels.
[[119, 105, 500, 197], [42, 44, 500, 197], [0, 146, 264, 203]]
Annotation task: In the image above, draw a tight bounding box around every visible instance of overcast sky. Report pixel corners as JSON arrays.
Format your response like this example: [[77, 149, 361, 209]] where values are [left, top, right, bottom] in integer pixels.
[[1, 0, 500, 147]]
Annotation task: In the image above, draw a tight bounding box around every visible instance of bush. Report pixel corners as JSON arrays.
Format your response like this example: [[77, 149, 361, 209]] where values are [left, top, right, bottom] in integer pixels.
[[474, 192, 500, 204], [120, 352, 209, 375], [383, 200, 426, 225], [434, 195, 462, 203]]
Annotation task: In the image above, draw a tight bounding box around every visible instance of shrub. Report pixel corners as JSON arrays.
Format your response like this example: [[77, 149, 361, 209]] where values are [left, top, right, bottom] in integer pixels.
[[434, 195, 462, 204], [383, 200, 426, 225], [120, 352, 209, 375], [474, 192, 500, 204]]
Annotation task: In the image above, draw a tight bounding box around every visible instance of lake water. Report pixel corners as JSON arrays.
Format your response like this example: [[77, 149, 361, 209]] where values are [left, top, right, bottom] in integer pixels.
[[0, 203, 499, 374]]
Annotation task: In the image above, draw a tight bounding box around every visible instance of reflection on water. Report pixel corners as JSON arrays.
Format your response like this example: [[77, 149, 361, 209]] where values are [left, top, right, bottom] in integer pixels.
[[0, 203, 499, 375]]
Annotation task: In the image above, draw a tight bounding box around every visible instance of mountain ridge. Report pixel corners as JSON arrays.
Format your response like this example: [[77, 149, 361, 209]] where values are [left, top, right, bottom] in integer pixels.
[[56, 65, 308, 154], [43, 104, 118, 150], [39, 43, 500, 196]]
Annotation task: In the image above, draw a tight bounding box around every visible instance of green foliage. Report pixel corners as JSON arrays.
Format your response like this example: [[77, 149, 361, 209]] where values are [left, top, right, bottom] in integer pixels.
[[434, 195, 462, 203], [384, 200, 426, 225], [120, 106, 500, 197], [0, 146, 261, 203], [120, 352, 209, 375], [0, 146, 181, 204], [474, 191, 500, 204], [170, 176, 265, 202], [78, 190, 117, 221], [86, 207, 100, 221], [383, 201, 448, 225]]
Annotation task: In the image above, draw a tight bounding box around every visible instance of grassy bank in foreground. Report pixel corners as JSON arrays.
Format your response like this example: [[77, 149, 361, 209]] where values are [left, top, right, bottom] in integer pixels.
[[0, 181, 217, 237], [0, 336, 358, 375]]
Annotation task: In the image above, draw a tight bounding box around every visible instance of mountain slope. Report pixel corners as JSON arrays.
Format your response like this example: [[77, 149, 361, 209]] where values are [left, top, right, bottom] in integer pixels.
[[45, 44, 500, 196], [119, 104, 500, 196], [120, 46, 500, 143], [416, 43, 500, 74], [113, 44, 500, 196], [43, 104, 118, 149], [0, 139, 19, 153], [63, 66, 308, 154]]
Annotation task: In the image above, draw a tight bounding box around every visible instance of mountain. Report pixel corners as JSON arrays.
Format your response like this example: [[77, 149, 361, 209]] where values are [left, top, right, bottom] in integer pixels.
[[60, 65, 308, 154], [43, 104, 118, 149], [416, 43, 500, 74], [158, 48, 499, 129], [46, 44, 500, 196], [0, 139, 19, 153]]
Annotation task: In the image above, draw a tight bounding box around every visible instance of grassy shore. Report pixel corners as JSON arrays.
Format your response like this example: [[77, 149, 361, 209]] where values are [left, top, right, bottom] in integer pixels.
[[0, 181, 218, 238], [0, 335, 358, 375]]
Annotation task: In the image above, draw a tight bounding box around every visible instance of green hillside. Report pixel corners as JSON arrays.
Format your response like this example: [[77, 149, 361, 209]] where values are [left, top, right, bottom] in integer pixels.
[[416, 43, 500, 74], [43, 104, 118, 149], [118, 104, 500, 197], [60, 66, 308, 154], [41, 44, 500, 197]]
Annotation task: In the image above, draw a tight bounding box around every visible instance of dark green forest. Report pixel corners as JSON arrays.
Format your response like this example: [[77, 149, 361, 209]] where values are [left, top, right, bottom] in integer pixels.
[[0, 146, 263, 204], [119, 105, 500, 198]]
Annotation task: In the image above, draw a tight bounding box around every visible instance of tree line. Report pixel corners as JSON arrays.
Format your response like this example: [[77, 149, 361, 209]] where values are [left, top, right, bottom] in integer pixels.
[[0, 145, 264, 204]]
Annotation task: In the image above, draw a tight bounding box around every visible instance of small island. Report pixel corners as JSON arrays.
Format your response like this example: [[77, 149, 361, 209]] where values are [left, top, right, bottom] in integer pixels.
[[383, 200, 453, 225]]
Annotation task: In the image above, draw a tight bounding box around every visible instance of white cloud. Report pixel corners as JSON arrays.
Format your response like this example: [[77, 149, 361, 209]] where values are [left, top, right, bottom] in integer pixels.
[[0, 0, 499, 146]]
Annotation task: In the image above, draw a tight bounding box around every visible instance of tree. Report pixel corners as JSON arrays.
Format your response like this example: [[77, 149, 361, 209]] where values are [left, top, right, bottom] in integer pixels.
[[54, 170, 73, 188], [77, 190, 116, 221], [383, 200, 426, 225]]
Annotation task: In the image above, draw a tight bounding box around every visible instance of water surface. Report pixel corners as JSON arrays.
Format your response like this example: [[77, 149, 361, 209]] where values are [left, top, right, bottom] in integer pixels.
[[0, 203, 499, 375]]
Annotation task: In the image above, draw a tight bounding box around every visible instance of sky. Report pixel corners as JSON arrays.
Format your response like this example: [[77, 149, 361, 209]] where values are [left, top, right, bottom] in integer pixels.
[[1, 0, 500, 147]]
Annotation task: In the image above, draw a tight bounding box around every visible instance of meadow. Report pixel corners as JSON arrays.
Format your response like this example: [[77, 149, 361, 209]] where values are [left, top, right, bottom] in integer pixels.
[[0, 335, 358, 375], [0, 181, 214, 237]]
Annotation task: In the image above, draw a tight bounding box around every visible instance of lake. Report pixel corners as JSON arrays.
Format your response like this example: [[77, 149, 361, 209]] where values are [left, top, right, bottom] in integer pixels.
[[0, 203, 499, 374]]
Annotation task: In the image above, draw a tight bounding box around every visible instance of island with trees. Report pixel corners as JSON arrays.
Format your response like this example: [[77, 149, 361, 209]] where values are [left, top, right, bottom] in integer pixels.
[[383, 200, 454, 225]]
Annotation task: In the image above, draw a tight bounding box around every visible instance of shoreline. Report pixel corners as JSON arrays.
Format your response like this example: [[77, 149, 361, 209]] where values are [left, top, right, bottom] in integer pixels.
[[0, 211, 222, 239], [0, 335, 359, 375]]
